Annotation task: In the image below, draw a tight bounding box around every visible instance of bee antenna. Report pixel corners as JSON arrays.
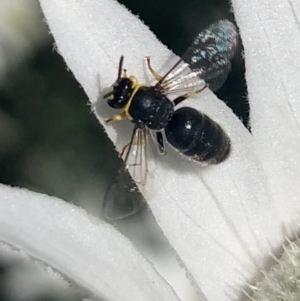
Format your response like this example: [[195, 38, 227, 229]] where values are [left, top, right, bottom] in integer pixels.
[[117, 56, 124, 82]]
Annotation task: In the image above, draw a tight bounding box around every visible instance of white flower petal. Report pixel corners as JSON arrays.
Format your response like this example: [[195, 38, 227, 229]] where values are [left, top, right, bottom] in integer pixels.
[[231, 0, 300, 226], [39, 0, 172, 101], [0, 184, 180, 301], [39, 0, 284, 300], [148, 91, 283, 301]]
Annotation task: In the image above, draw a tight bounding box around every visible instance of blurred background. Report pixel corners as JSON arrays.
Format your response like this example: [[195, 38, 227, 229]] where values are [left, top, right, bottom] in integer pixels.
[[0, 0, 247, 300]]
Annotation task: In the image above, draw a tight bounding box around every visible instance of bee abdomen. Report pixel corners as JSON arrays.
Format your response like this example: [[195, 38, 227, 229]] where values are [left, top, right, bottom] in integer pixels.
[[165, 107, 230, 164]]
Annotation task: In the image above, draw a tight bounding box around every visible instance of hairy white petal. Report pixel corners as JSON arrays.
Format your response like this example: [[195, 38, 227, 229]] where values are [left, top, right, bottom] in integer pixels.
[[39, 0, 284, 300], [231, 0, 300, 229], [248, 240, 300, 301], [0, 184, 180, 301]]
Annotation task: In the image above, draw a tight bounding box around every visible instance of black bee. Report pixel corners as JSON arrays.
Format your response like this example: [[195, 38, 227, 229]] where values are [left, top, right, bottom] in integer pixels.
[[102, 19, 238, 220]]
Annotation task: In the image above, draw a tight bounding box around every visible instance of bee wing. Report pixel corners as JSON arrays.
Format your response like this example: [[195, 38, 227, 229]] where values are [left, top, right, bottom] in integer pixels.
[[158, 19, 238, 95], [102, 167, 145, 221], [102, 126, 157, 220], [158, 61, 207, 96], [181, 19, 238, 91]]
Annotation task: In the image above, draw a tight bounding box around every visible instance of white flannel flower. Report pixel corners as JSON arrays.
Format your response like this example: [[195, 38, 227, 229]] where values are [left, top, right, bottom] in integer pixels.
[[1, 0, 300, 301]]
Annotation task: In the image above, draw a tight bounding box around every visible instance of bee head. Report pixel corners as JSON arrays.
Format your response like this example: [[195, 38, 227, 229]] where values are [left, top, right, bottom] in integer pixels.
[[106, 77, 134, 109], [103, 56, 138, 109]]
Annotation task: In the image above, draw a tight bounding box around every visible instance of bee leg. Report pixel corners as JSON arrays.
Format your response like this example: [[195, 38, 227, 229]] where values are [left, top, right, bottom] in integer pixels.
[[173, 84, 209, 106], [145, 57, 163, 82], [156, 132, 166, 155], [119, 142, 130, 158], [119, 124, 140, 159], [105, 111, 127, 124]]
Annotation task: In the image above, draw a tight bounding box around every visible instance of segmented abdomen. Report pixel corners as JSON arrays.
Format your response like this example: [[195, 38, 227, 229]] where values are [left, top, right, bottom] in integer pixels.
[[165, 107, 230, 164]]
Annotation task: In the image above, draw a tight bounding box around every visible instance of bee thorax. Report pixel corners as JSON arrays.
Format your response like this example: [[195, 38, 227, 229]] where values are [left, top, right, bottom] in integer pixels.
[[128, 86, 174, 130]]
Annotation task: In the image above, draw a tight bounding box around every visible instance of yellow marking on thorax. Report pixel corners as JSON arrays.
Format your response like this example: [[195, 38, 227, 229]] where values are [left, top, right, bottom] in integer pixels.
[[123, 76, 145, 121], [110, 76, 145, 122]]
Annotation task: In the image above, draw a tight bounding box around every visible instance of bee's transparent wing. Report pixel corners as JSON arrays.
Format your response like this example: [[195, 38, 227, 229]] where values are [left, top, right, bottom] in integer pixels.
[[102, 126, 157, 220], [158, 61, 207, 96], [158, 19, 238, 95]]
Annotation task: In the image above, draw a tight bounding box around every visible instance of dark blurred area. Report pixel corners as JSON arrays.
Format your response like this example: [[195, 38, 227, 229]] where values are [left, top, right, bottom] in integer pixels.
[[0, 0, 247, 300], [0, 245, 83, 301]]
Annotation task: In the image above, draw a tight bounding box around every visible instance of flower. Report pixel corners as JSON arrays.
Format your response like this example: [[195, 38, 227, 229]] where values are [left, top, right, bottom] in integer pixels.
[[1, 0, 300, 300]]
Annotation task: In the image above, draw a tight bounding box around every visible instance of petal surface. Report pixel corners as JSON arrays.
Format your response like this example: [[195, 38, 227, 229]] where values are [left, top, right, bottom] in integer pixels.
[[39, 1, 284, 300], [0, 184, 180, 301], [231, 0, 300, 227]]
